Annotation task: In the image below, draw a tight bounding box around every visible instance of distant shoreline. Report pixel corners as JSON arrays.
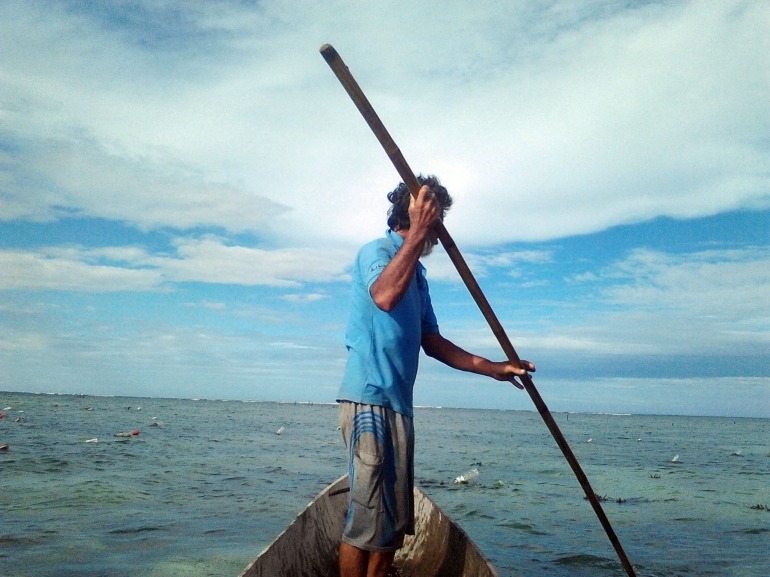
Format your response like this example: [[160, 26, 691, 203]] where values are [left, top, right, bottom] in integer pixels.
[[1, 390, 767, 420]]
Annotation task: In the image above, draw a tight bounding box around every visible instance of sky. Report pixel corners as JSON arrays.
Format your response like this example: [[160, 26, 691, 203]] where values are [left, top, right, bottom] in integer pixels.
[[1, 0, 768, 418]]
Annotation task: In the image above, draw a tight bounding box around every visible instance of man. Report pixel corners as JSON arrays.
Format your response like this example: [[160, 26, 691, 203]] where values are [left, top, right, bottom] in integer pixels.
[[337, 175, 535, 577]]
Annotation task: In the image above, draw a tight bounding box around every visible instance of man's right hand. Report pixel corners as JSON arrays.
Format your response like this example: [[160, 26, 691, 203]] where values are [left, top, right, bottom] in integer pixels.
[[406, 185, 440, 241]]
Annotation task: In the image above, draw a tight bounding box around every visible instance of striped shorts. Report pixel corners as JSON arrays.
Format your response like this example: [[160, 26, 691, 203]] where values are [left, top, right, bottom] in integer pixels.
[[338, 401, 415, 552]]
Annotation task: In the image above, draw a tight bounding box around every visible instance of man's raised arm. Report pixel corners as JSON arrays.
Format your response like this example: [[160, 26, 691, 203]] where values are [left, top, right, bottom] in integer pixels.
[[370, 185, 439, 312]]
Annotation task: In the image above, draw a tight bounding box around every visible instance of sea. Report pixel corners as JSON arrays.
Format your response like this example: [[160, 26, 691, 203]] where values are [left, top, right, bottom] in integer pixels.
[[1, 391, 768, 577]]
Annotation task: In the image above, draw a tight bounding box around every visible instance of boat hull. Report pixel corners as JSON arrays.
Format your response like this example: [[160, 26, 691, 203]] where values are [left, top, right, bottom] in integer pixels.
[[239, 475, 499, 577]]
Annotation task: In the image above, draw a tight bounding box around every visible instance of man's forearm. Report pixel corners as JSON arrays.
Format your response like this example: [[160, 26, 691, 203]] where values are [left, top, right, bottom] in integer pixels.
[[422, 333, 533, 385], [371, 185, 439, 312], [421, 333, 492, 376], [370, 232, 425, 312]]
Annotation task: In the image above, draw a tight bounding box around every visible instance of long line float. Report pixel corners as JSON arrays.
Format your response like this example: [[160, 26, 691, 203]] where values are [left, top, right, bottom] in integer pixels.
[[319, 44, 638, 577]]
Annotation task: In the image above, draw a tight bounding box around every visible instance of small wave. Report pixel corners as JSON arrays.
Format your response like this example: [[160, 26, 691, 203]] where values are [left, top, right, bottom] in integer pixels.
[[458, 508, 495, 520], [0, 534, 44, 546], [497, 520, 550, 536], [553, 554, 618, 569], [737, 527, 770, 535], [108, 526, 164, 535]]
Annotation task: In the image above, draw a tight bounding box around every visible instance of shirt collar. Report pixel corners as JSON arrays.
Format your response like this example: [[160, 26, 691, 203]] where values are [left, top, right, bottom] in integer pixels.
[[386, 228, 404, 249]]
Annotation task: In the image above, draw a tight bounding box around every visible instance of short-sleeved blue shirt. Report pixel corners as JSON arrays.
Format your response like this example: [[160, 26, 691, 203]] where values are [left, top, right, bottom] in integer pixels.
[[337, 229, 439, 416]]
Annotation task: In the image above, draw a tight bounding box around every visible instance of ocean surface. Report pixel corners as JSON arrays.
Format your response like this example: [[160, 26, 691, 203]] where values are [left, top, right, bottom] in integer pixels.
[[1, 391, 768, 577]]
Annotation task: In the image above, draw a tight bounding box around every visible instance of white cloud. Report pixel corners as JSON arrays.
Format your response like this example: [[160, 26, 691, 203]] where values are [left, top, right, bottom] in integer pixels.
[[421, 251, 465, 283], [1, 0, 767, 245], [436, 326, 660, 359], [0, 303, 346, 400], [442, 0, 770, 243], [603, 247, 770, 324], [153, 237, 351, 286], [268, 341, 320, 350], [0, 132, 288, 232], [556, 246, 770, 355], [438, 245, 770, 359], [184, 301, 228, 310], [280, 293, 327, 303], [0, 249, 163, 292], [570, 271, 600, 283], [0, 237, 352, 291], [422, 247, 553, 283]]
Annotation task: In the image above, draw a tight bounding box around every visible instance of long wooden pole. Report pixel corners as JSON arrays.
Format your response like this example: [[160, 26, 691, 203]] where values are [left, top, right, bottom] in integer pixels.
[[320, 44, 637, 577]]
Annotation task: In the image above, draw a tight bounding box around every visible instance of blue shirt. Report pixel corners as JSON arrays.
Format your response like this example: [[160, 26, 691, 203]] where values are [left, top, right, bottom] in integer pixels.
[[337, 229, 439, 416]]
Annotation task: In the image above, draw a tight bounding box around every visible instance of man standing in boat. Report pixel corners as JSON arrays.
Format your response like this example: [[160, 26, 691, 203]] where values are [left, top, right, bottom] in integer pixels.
[[337, 175, 535, 577]]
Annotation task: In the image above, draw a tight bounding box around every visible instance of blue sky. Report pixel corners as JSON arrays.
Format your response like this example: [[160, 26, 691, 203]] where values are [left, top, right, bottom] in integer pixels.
[[1, 0, 768, 417]]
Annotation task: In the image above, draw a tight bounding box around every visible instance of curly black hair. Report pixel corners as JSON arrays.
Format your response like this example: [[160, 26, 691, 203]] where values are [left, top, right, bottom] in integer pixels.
[[386, 175, 453, 231]]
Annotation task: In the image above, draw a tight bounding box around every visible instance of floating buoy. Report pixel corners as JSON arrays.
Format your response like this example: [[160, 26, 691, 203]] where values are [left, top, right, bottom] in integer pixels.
[[0, 413, 5, 419], [85, 438, 98, 443], [131, 430, 140, 435], [670, 455, 680, 463], [276, 427, 285, 435], [114, 432, 132, 437]]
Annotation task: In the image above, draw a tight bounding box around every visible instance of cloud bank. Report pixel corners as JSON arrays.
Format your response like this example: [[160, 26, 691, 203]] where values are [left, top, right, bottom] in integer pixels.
[[0, 238, 351, 291], [2, 0, 768, 248], [1, 0, 767, 415]]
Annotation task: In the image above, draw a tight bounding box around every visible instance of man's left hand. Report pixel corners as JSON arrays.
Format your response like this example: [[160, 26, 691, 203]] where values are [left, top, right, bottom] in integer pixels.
[[489, 360, 536, 390]]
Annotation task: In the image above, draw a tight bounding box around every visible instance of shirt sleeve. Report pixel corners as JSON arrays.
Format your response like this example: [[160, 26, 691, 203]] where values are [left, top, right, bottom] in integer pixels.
[[420, 271, 440, 335], [360, 239, 394, 294]]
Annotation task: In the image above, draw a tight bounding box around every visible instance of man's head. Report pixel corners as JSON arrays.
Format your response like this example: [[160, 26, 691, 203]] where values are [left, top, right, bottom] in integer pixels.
[[387, 175, 452, 256], [387, 174, 452, 234]]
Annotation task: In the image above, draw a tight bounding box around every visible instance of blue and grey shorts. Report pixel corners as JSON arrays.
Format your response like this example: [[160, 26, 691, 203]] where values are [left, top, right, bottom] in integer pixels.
[[338, 401, 415, 552]]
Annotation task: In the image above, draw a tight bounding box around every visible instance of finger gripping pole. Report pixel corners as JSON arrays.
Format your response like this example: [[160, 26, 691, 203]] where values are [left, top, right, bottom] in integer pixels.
[[320, 43, 637, 577]]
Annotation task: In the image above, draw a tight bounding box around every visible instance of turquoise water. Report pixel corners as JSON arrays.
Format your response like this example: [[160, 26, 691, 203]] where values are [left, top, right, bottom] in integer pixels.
[[1, 392, 768, 576]]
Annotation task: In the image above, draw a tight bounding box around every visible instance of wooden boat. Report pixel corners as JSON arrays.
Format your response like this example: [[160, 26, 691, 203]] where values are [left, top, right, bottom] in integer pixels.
[[239, 474, 499, 577]]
